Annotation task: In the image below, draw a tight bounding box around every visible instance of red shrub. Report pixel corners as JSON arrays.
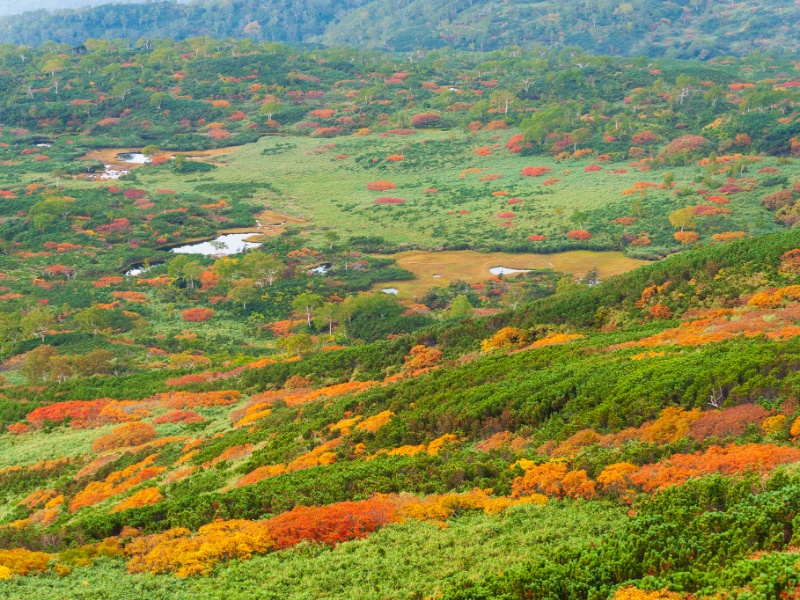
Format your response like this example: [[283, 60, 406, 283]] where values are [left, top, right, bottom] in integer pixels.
[[27, 399, 110, 429], [689, 405, 768, 442], [567, 230, 591, 241], [521, 166, 552, 177], [97, 218, 131, 234], [266, 498, 397, 550], [505, 134, 528, 154], [631, 131, 657, 145], [374, 197, 405, 205], [584, 165, 602, 172], [123, 189, 147, 200], [658, 135, 710, 158], [182, 308, 214, 322], [528, 235, 547, 241], [411, 112, 440, 128]]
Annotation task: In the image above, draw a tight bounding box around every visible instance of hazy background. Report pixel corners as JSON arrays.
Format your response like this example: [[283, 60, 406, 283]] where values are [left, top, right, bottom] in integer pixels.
[[0, 0, 152, 16]]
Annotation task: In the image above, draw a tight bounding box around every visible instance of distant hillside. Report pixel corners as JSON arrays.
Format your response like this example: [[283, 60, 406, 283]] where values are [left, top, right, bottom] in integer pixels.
[[1, 0, 799, 58], [0, 0, 149, 17]]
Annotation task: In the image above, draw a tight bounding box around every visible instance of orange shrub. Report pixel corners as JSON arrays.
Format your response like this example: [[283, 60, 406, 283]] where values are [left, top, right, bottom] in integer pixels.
[[355, 410, 394, 433], [112, 291, 147, 303], [366, 180, 396, 191], [203, 444, 253, 468], [235, 464, 287, 488], [155, 390, 241, 410], [674, 231, 700, 245], [629, 443, 800, 492], [596, 462, 639, 496], [181, 308, 213, 322], [70, 455, 164, 512], [640, 407, 700, 444], [111, 487, 164, 513], [153, 411, 203, 425], [711, 231, 747, 242], [404, 345, 442, 370], [511, 461, 596, 499], [92, 422, 158, 453]]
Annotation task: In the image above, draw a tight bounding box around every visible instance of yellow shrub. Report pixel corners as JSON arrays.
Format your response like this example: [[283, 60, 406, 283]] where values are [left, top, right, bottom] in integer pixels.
[[0, 548, 52, 576], [761, 415, 787, 435], [126, 520, 272, 577]]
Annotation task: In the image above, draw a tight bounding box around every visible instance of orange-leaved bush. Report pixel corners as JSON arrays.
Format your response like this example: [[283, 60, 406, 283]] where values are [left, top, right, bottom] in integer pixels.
[[366, 180, 396, 191], [181, 308, 213, 322], [111, 487, 164, 513], [70, 455, 164, 512], [92, 422, 158, 453]]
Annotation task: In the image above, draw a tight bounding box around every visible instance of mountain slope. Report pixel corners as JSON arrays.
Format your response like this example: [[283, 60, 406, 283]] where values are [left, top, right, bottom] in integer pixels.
[[1, 0, 798, 58]]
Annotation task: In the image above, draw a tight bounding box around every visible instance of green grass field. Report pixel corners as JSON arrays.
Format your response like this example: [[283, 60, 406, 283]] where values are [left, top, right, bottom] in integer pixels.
[[56, 130, 791, 254]]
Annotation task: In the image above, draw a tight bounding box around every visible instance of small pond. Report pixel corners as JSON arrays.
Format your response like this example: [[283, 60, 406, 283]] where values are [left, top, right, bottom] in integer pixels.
[[308, 265, 329, 275], [170, 234, 262, 257], [489, 266, 532, 276], [117, 153, 151, 164], [125, 263, 164, 277], [95, 167, 128, 180], [381, 288, 399, 295]]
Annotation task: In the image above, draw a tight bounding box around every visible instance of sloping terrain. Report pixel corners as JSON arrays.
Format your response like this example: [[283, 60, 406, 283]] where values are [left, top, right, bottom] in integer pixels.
[[1, 0, 798, 59]]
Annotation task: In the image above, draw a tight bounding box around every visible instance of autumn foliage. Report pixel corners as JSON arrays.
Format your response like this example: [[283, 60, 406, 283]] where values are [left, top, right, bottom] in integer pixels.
[[70, 454, 165, 512], [126, 520, 272, 577], [111, 487, 164, 513], [267, 498, 397, 550], [181, 308, 213, 322], [567, 230, 591, 240], [366, 180, 396, 191], [521, 166, 552, 177], [92, 422, 158, 452]]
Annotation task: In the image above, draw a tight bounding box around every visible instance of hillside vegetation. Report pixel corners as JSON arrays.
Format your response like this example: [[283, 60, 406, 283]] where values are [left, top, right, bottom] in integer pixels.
[[1, 35, 800, 600], [1, 0, 799, 58]]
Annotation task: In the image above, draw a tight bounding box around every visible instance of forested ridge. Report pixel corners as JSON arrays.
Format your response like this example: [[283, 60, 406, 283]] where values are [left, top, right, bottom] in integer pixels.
[[1, 0, 799, 58]]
